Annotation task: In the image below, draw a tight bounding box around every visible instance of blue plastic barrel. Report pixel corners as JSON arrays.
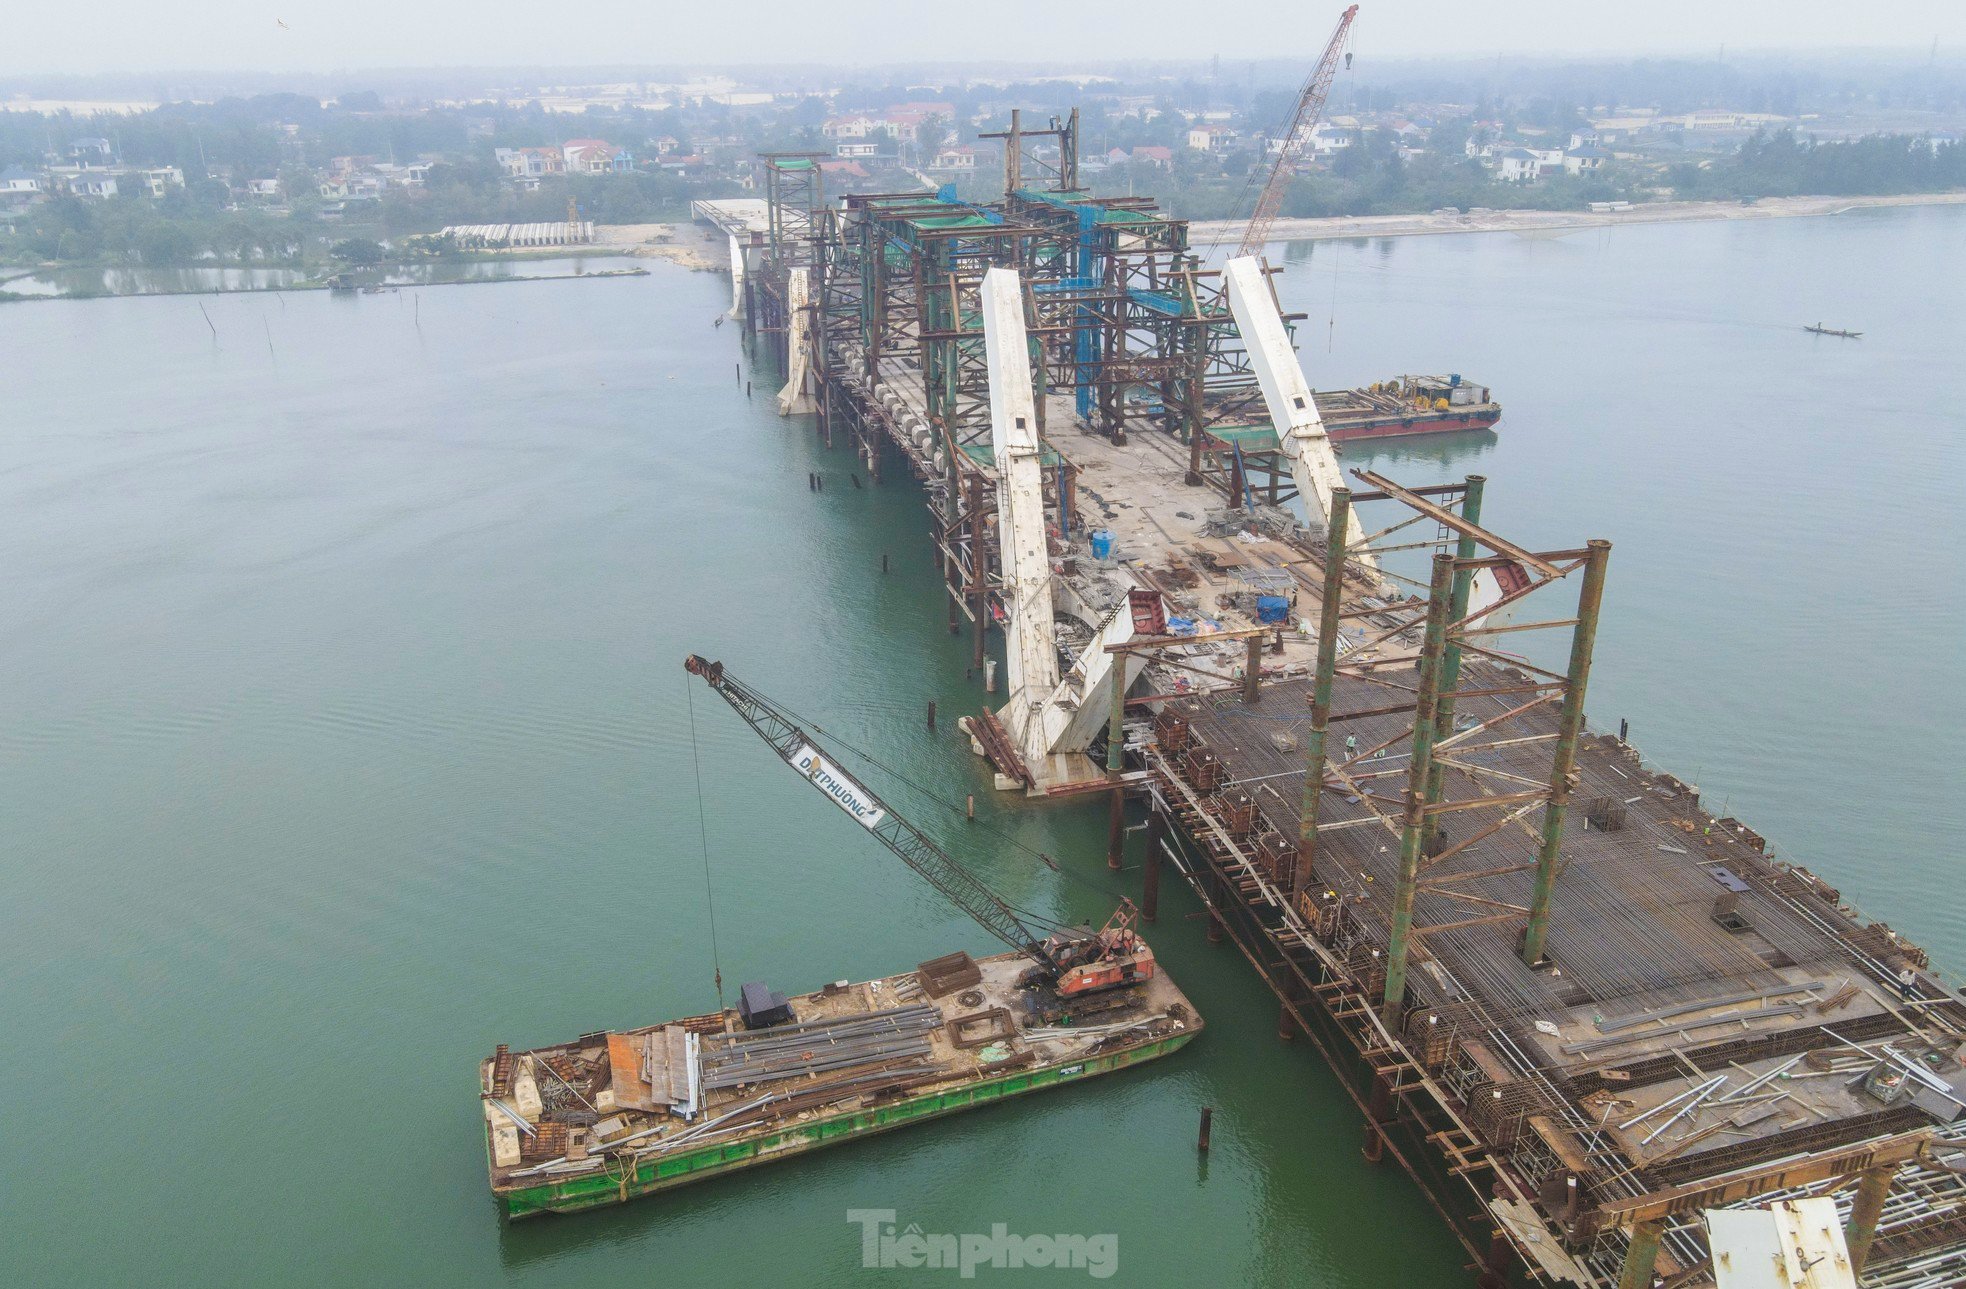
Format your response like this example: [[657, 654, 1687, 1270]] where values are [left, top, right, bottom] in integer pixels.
[[1090, 529, 1115, 560]]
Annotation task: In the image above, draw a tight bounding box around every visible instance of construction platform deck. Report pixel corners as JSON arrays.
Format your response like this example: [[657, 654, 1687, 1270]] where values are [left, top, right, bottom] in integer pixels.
[[1143, 663, 1966, 1287], [730, 115, 1966, 1287], [805, 353, 1966, 1286]]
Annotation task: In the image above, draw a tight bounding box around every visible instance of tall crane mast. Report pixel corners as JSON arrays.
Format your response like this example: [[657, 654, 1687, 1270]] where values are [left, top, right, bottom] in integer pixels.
[[683, 655, 1153, 997], [1236, 4, 1359, 260]]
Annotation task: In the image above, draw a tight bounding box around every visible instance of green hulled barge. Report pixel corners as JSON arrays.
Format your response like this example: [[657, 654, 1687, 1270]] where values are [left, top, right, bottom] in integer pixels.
[[482, 948, 1200, 1218]]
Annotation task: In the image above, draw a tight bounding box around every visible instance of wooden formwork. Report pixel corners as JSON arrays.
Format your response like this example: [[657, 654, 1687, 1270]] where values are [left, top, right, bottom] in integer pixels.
[[1153, 708, 1191, 753], [1254, 831, 1297, 885], [1184, 746, 1224, 793]]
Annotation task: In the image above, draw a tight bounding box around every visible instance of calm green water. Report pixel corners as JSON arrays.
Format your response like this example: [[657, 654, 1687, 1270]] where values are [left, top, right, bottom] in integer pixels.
[[1276, 204, 1965, 938], [0, 264, 308, 298], [0, 208, 1959, 1287], [0, 255, 634, 299]]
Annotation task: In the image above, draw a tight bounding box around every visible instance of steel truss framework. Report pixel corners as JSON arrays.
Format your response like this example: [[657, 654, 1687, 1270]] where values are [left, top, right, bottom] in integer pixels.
[[747, 111, 1301, 673], [736, 113, 1966, 1289], [743, 154, 826, 376], [1294, 468, 1610, 1026], [1138, 472, 1966, 1288]]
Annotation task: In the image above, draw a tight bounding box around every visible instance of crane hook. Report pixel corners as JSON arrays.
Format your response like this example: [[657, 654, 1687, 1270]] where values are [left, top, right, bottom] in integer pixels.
[[1345, 52, 1353, 70]]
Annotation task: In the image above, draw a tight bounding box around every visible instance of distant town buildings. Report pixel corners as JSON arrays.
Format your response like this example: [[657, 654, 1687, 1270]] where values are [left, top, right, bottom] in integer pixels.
[[1564, 145, 1610, 176], [1308, 122, 1356, 155], [821, 103, 954, 150], [0, 134, 197, 206], [1124, 145, 1174, 169], [927, 145, 978, 172], [0, 165, 41, 195], [562, 139, 634, 173], [1185, 125, 1234, 153], [14, 65, 1939, 241], [67, 137, 114, 166], [495, 147, 567, 187], [822, 114, 880, 142], [1498, 148, 1542, 183], [133, 167, 186, 198]]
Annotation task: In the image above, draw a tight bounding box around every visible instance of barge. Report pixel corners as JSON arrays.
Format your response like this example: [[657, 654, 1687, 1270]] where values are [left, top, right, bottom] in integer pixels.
[[1315, 374, 1501, 443], [482, 949, 1200, 1218]]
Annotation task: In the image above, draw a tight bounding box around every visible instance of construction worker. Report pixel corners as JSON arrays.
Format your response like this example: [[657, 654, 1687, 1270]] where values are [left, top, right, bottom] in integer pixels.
[[1344, 733, 1358, 759]]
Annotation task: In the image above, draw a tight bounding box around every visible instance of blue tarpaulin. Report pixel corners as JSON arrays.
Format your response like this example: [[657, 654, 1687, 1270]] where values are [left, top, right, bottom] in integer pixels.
[[1256, 595, 1290, 624]]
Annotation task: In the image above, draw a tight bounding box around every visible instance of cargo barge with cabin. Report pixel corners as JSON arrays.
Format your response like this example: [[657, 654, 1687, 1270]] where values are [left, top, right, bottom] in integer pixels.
[[481, 653, 1202, 1218], [482, 947, 1199, 1218], [1315, 374, 1501, 444]]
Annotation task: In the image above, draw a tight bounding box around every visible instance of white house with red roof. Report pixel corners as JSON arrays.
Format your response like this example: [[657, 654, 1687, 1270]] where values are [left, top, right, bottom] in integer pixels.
[[562, 140, 634, 174]]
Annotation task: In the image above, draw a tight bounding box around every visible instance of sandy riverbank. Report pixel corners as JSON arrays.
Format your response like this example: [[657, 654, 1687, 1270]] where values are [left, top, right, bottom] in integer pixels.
[[580, 190, 1966, 272], [1187, 191, 1966, 246], [591, 221, 728, 271]]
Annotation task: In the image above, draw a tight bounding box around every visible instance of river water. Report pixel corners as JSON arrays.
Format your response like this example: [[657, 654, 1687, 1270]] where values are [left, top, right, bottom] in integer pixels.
[[0, 253, 636, 299], [0, 206, 1959, 1287]]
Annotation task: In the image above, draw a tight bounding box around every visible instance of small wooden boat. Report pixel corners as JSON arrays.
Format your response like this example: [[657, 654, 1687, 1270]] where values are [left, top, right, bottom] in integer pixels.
[[1804, 323, 1862, 338]]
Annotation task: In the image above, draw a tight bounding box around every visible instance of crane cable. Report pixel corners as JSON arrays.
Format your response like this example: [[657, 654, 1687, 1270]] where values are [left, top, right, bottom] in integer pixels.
[[1217, 7, 1362, 263], [1328, 25, 1358, 353], [1212, 120, 1274, 261], [683, 673, 726, 1010], [1213, 57, 1310, 262]]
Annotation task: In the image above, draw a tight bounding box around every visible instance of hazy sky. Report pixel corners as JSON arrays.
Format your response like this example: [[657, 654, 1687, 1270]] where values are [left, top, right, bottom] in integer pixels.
[[5, 0, 1965, 76]]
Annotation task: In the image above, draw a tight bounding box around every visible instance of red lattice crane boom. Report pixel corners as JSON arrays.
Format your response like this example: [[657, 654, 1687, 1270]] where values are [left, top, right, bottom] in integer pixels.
[[1236, 5, 1359, 259]]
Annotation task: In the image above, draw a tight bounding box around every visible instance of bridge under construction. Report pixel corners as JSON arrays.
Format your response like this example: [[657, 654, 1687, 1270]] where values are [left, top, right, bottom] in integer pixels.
[[711, 109, 1966, 1289]]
